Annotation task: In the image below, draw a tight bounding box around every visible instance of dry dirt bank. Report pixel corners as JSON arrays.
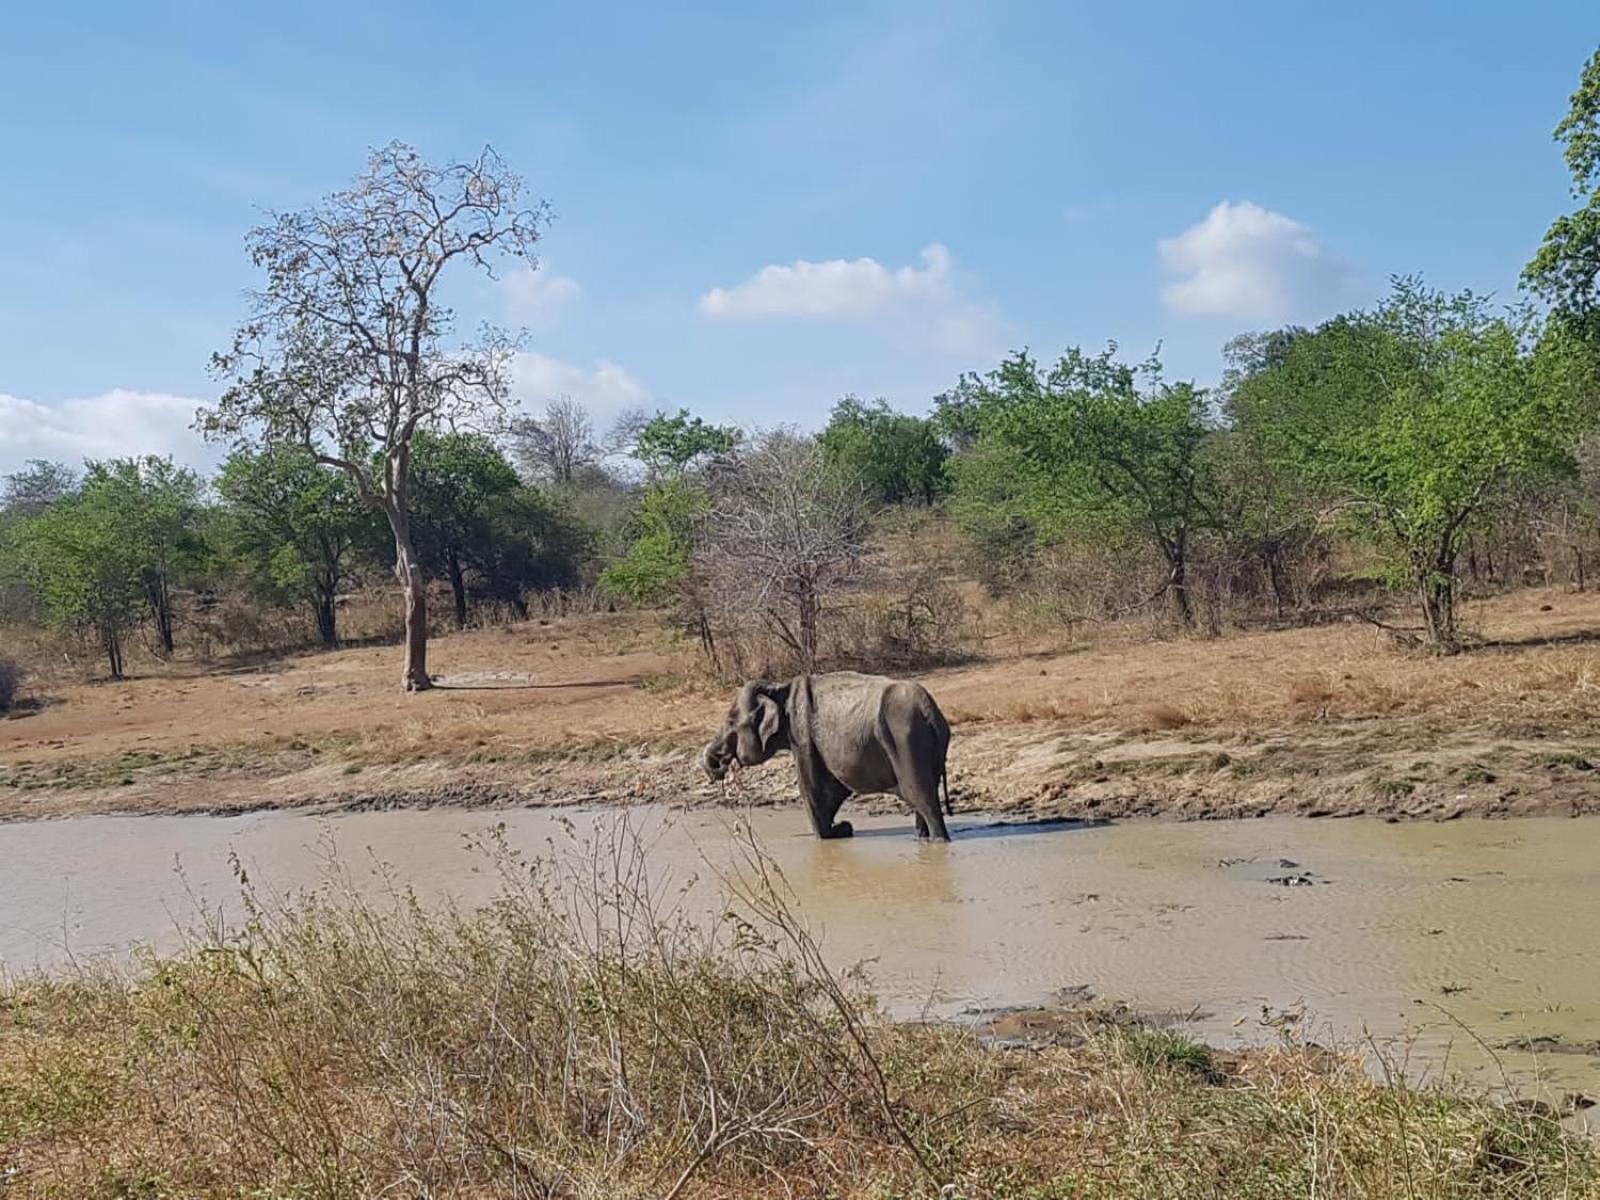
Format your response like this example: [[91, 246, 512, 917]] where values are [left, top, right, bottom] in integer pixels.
[[4, 590, 1600, 823]]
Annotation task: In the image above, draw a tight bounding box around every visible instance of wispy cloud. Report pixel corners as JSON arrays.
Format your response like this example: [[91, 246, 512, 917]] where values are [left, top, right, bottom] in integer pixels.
[[699, 243, 1004, 357], [501, 265, 583, 324], [1158, 201, 1368, 324], [0, 389, 213, 475], [1062, 198, 1114, 224]]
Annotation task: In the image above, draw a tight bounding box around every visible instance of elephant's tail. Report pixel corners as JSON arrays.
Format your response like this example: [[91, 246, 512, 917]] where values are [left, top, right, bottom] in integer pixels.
[[941, 765, 954, 816]]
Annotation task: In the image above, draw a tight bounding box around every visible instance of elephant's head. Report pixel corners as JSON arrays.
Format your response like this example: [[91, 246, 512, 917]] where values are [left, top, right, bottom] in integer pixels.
[[701, 680, 788, 781]]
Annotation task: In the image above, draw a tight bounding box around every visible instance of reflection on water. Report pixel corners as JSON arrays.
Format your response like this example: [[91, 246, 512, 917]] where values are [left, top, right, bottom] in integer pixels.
[[2, 804, 1598, 1096]]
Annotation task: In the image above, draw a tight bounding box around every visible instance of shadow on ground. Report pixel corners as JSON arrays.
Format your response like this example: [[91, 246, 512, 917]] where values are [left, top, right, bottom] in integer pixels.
[[846, 816, 1109, 842]]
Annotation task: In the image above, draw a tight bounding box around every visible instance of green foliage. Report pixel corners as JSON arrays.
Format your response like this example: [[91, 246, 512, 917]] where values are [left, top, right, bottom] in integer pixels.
[[15, 468, 152, 677], [943, 439, 1043, 595], [471, 485, 594, 607], [942, 346, 1218, 622], [1233, 279, 1597, 645], [409, 431, 590, 623], [1118, 1025, 1218, 1080], [1524, 49, 1600, 335], [631, 409, 739, 477], [598, 478, 708, 606], [85, 457, 207, 655], [216, 445, 374, 646], [605, 406, 738, 619], [818, 396, 949, 505]]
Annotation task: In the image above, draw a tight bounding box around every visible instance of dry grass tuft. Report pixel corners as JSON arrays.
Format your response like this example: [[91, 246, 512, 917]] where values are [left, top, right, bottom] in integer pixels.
[[2, 820, 1597, 1198], [1287, 673, 1336, 706], [1138, 702, 1193, 731]]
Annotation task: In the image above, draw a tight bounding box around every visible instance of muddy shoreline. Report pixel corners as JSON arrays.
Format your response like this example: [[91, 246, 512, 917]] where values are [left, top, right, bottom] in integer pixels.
[[6, 712, 1600, 824]]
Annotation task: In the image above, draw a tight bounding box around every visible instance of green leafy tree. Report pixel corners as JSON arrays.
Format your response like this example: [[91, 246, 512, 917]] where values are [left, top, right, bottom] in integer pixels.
[[818, 396, 948, 505], [469, 486, 592, 616], [216, 446, 374, 646], [72, 458, 205, 656], [598, 478, 709, 607], [631, 409, 739, 478], [1234, 279, 1596, 648], [945, 347, 1219, 624], [1214, 328, 1325, 616], [16, 471, 153, 677], [407, 432, 523, 628], [1524, 48, 1600, 339], [0, 461, 77, 623], [600, 408, 740, 651]]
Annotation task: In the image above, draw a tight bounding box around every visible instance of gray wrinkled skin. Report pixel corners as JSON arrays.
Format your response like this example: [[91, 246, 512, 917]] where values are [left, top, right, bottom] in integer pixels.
[[701, 671, 953, 841]]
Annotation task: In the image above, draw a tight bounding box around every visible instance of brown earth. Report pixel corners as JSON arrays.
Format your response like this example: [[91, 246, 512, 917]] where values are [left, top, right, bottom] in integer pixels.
[[4, 588, 1600, 824]]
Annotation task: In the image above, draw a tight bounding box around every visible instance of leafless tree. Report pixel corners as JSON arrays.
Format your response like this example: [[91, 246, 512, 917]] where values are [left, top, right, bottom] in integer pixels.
[[510, 396, 598, 486], [698, 431, 872, 671], [602, 406, 652, 461], [2, 460, 76, 517], [203, 142, 548, 691]]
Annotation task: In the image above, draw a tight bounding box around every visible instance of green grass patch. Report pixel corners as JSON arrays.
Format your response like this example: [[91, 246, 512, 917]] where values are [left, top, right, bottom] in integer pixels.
[[1374, 778, 1417, 799], [1542, 752, 1594, 771]]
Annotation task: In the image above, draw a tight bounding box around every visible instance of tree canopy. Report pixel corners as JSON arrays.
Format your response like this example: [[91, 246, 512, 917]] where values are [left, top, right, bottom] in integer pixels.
[[1525, 48, 1600, 339], [818, 397, 948, 505], [204, 142, 548, 691]]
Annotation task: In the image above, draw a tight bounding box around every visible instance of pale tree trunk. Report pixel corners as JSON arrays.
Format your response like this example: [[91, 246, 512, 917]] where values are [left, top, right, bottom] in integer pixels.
[[387, 508, 432, 692]]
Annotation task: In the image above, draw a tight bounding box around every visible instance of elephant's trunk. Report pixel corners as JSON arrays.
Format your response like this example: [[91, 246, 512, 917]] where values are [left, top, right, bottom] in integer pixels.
[[701, 736, 732, 781]]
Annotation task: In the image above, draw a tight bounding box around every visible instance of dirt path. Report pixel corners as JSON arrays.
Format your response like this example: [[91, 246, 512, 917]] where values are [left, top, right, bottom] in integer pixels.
[[5, 592, 1600, 823]]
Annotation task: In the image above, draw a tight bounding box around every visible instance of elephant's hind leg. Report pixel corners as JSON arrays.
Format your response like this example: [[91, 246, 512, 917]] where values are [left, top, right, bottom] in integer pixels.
[[900, 764, 950, 841]]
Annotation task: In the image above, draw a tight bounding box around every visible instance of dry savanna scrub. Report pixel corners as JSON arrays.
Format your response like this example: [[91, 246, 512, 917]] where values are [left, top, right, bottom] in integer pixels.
[[2, 824, 1596, 1199]]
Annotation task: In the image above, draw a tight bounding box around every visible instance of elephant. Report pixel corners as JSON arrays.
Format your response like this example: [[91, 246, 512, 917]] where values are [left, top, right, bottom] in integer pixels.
[[701, 671, 954, 840]]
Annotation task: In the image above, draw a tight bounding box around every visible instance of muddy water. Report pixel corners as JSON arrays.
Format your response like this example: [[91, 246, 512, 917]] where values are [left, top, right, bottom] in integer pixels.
[[2, 805, 1598, 1098]]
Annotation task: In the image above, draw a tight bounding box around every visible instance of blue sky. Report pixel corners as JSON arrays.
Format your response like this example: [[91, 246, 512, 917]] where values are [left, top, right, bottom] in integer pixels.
[[0, 1, 1595, 473]]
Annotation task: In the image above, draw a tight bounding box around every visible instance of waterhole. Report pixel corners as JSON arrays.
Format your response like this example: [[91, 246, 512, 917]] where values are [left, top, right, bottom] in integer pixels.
[[2, 805, 1597, 1099]]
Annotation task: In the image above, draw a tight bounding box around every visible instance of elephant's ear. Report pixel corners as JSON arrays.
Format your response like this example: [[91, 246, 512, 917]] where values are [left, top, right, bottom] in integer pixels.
[[756, 694, 782, 751]]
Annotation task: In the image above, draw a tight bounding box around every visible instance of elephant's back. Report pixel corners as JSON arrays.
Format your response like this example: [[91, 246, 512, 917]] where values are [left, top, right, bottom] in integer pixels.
[[806, 671, 949, 745]]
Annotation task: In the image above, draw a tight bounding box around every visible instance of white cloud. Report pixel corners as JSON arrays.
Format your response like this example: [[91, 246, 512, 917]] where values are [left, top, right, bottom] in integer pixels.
[[699, 243, 1003, 356], [1158, 201, 1367, 324], [0, 389, 212, 476], [510, 352, 651, 426], [501, 265, 583, 323], [701, 244, 954, 320]]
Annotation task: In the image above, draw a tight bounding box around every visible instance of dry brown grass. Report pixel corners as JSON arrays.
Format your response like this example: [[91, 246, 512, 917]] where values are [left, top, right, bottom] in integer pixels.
[[935, 588, 1600, 736], [1137, 702, 1193, 731], [2, 822, 1595, 1198]]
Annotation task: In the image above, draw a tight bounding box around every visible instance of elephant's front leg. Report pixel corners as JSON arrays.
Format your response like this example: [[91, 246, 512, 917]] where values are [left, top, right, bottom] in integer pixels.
[[798, 767, 854, 839]]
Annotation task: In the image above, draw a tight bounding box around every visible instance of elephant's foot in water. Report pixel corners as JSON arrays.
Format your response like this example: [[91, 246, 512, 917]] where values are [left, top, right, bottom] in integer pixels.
[[821, 820, 854, 839]]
